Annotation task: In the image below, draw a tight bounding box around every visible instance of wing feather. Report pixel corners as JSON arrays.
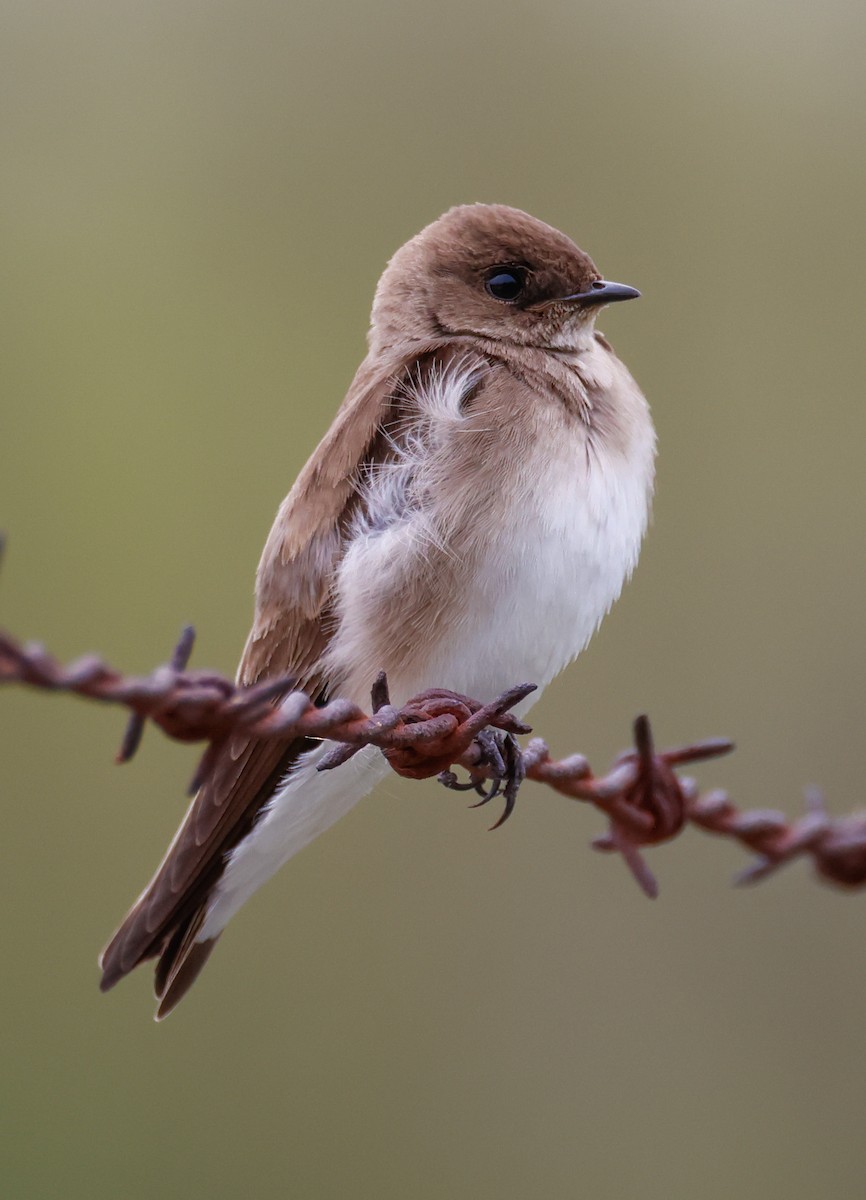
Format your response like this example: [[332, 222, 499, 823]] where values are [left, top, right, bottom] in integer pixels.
[[99, 343, 447, 999]]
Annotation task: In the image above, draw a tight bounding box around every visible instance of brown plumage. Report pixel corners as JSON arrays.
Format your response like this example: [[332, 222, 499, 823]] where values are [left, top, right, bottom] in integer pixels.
[[99, 345, 436, 1016], [99, 204, 654, 1018]]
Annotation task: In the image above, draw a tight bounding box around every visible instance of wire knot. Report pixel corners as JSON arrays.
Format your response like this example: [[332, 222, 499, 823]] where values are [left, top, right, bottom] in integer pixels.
[[377, 680, 535, 781]]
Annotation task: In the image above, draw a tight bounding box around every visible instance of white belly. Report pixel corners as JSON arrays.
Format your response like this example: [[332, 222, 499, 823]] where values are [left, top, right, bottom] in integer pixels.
[[405, 439, 650, 701], [200, 437, 649, 940], [201, 344, 654, 941]]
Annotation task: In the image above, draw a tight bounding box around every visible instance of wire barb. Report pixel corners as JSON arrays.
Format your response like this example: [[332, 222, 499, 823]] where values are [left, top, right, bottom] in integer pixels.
[[116, 625, 197, 764]]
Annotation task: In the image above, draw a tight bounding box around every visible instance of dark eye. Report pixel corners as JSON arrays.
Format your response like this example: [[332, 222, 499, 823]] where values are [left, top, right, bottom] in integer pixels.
[[484, 266, 527, 302]]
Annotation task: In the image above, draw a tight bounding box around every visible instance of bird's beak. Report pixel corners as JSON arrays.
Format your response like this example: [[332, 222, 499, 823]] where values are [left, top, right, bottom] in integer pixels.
[[529, 280, 641, 312], [559, 280, 641, 306]]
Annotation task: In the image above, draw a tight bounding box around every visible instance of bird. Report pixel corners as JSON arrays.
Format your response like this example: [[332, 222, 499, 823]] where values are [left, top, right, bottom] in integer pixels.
[[99, 203, 656, 1018]]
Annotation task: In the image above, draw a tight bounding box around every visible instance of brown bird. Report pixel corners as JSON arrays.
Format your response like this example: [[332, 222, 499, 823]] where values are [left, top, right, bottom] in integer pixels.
[[99, 203, 655, 1018]]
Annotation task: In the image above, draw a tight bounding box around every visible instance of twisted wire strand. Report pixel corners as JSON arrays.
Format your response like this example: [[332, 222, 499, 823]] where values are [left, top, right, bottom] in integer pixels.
[[2, 623, 864, 896]]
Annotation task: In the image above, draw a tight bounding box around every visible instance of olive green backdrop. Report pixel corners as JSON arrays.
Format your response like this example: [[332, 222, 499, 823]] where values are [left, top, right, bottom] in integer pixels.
[[2, 2, 865, 1197]]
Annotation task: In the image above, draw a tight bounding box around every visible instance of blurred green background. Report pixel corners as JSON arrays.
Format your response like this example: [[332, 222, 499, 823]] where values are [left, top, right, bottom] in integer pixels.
[[2, 1, 865, 1196]]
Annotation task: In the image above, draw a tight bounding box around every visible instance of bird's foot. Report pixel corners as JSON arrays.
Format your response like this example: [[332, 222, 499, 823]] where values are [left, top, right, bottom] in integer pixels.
[[439, 728, 526, 830]]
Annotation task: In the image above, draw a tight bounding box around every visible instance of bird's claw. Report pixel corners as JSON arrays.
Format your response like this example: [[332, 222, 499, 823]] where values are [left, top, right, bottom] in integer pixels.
[[439, 728, 526, 829]]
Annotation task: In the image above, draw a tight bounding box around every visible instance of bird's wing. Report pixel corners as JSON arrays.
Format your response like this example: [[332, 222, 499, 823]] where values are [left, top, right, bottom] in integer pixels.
[[99, 344, 450, 1013]]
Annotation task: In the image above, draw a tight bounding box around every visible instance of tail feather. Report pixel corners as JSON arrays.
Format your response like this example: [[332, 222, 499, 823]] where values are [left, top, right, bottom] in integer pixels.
[[97, 733, 310, 1013], [155, 926, 220, 1021], [99, 918, 160, 992], [99, 902, 220, 1020]]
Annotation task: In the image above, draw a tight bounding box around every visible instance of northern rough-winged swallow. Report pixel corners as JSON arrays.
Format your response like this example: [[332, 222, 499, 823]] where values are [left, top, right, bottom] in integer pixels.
[[100, 204, 656, 1018]]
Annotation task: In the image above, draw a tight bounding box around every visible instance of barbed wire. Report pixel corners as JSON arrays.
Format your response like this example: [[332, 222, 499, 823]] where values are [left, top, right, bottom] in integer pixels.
[[3, 621, 865, 896]]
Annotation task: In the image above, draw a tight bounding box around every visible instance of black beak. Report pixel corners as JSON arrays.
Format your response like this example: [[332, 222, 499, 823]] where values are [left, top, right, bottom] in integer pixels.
[[560, 280, 641, 306]]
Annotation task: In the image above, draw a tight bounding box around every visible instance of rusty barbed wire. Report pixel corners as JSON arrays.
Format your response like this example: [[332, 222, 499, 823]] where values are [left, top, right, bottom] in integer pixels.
[[2, 621, 865, 896], [0, 625, 532, 788]]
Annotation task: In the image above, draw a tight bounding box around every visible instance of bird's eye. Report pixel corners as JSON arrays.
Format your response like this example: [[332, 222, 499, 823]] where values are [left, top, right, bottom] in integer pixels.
[[484, 267, 527, 302]]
